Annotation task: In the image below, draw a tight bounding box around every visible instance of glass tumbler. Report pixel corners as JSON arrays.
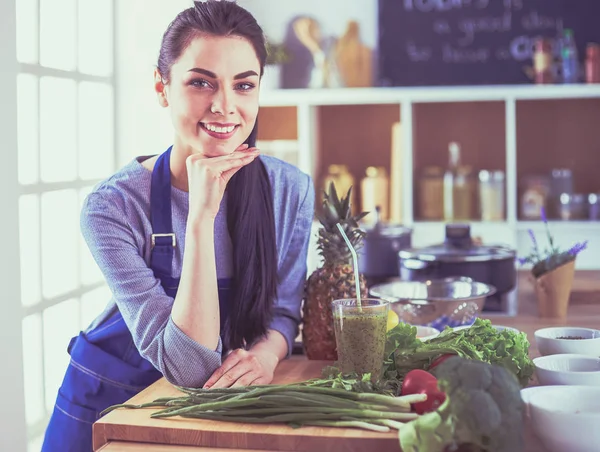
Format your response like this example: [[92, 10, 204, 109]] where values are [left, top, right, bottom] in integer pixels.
[[331, 298, 389, 380]]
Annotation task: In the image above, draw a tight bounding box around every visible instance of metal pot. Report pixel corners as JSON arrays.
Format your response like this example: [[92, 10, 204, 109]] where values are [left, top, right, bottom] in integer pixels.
[[358, 215, 412, 287], [398, 224, 516, 312]]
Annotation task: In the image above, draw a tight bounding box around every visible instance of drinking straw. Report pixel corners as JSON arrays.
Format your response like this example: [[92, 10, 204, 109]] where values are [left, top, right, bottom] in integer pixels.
[[335, 223, 362, 310]]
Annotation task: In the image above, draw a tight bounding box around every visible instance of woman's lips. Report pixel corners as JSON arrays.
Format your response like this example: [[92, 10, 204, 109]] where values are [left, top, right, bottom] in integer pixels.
[[199, 122, 238, 140]]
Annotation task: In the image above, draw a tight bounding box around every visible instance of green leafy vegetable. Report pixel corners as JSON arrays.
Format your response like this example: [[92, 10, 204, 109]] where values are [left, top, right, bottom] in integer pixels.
[[399, 356, 524, 452], [385, 319, 535, 387], [298, 366, 398, 396]]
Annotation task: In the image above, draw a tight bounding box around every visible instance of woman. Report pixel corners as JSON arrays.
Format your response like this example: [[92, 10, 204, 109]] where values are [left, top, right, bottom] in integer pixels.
[[41, 1, 315, 450]]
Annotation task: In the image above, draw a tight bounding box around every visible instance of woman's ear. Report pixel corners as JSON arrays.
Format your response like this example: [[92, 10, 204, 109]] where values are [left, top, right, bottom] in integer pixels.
[[154, 69, 169, 108]]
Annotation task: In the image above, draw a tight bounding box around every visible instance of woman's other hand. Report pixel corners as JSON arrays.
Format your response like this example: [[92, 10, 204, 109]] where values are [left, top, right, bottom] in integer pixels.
[[186, 143, 259, 221], [203, 348, 278, 389]]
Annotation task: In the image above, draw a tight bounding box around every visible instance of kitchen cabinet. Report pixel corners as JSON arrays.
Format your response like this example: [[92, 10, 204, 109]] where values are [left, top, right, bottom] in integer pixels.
[[255, 85, 600, 270]]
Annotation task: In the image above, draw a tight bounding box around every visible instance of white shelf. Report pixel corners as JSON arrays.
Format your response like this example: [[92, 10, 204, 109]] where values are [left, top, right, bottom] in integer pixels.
[[260, 85, 600, 107], [517, 221, 600, 232], [261, 85, 600, 269]]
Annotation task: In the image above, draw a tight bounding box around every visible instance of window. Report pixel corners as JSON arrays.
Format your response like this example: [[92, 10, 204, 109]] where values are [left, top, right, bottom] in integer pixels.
[[16, 0, 116, 447]]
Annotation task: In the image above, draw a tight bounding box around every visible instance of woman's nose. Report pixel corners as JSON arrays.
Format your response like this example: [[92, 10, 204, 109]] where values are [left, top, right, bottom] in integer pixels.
[[210, 89, 235, 116]]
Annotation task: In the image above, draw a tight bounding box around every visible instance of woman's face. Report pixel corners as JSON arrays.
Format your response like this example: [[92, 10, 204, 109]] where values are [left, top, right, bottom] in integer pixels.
[[156, 35, 261, 158]]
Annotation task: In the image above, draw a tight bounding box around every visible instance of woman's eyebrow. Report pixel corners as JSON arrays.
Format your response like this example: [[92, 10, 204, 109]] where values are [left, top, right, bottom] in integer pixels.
[[187, 68, 258, 80], [188, 67, 217, 78], [233, 70, 258, 79]]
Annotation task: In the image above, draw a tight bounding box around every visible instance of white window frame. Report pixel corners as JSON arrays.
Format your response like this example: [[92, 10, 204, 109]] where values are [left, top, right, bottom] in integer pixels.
[[1, 0, 28, 448], [10, 0, 118, 447]]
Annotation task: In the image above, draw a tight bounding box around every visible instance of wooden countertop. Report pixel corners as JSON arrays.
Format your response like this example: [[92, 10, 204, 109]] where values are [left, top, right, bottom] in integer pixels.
[[94, 271, 600, 451], [93, 359, 399, 452]]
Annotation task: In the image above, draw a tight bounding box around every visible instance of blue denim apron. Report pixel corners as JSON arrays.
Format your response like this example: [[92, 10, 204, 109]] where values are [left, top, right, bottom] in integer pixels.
[[41, 147, 230, 451]]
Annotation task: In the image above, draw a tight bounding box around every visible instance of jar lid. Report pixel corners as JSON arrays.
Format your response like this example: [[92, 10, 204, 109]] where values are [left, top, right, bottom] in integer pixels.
[[423, 166, 444, 176], [551, 168, 572, 178], [587, 43, 600, 57], [398, 224, 515, 263], [479, 170, 505, 182]]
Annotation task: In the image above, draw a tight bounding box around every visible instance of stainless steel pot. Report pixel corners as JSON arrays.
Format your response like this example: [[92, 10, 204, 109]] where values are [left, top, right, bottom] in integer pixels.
[[398, 224, 516, 312], [358, 210, 412, 286]]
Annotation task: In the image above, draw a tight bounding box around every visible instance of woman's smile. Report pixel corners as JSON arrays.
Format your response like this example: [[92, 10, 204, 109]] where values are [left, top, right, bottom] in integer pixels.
[[199, 122, 239, 140]]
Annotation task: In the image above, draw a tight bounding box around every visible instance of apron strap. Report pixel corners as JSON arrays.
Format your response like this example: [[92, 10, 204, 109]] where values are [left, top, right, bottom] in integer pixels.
[[150, 146, 176, 278]]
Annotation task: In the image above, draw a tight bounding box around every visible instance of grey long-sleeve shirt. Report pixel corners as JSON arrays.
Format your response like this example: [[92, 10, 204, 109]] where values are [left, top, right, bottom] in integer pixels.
[[80, 154, 315, 388]]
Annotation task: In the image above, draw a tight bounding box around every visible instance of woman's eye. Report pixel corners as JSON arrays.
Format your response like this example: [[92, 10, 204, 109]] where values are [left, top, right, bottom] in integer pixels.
[[236, 82, 255, 91], [190, 79, 211, 88]]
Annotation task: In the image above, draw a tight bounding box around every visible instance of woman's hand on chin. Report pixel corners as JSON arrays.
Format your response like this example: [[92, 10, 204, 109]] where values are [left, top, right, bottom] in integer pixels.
[[186, 143, 259, 221]]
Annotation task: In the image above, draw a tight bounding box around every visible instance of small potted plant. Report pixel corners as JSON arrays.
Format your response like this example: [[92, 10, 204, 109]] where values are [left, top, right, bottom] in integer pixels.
[[518, 207, 588, 318], [262, 40, 291, 90]]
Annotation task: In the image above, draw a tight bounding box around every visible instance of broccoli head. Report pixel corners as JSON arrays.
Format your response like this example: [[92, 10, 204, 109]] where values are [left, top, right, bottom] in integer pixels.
[[399, 356, 524, 452]]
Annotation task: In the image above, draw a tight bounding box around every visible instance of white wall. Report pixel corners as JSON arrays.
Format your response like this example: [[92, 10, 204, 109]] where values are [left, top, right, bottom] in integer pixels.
[[240, 0, 377, 48], [115, 0, 191, 166], [0, 0, 28, 449]]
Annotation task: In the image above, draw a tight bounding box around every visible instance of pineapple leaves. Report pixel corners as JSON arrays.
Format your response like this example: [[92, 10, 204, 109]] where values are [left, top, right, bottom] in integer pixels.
[[340, 185, 351, 218], [353, 211, 370, 225], [314, 181, 369, 263], [328, 181, 342, 212]]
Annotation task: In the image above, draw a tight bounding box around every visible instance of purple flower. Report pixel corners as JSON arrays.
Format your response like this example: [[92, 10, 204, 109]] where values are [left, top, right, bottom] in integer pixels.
[[528, 229, 538, 248], [567, 241, 589, 256], [540, 206, 547, 223], [517, 257, 530, 266]]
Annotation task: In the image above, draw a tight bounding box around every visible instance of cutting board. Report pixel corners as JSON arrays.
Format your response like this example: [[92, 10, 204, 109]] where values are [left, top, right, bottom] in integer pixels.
[[334, 21, 373, 87], [93, 359, 399, 452]]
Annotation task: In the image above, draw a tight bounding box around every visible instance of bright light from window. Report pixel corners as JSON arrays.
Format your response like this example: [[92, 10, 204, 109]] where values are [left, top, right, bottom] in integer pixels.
[[40, 0, 77, 70], [40, 77, 77, 183]]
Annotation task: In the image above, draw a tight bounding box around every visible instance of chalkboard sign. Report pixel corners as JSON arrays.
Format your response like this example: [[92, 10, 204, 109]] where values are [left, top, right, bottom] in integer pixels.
[[378, 0, 600, 86]]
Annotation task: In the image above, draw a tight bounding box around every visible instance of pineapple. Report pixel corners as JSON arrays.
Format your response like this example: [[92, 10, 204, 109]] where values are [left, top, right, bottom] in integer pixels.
[[302, 182, 369, 360]]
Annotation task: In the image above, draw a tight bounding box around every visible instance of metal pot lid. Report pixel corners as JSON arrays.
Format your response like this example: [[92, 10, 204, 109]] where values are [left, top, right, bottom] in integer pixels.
[[365, 207, 412, 237], [399, 223, 515, 263], [399, 243, 515, 263], [368, 223, 412, 237]]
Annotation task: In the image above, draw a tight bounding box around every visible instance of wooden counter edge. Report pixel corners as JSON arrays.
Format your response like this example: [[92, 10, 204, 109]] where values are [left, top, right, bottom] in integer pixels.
[[98, 440, 276, 451]]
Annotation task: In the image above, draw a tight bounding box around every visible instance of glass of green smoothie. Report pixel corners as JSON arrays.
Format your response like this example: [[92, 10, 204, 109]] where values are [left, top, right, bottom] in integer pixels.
[[331, 298, 389, 380]]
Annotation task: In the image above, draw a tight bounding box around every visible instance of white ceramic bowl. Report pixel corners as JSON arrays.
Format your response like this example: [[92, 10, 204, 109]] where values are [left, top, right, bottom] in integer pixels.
[[534, 327, 600, 357], [521, 385, 600, 452], [415, 325, 440, 341], [533, 354, 600, 386]]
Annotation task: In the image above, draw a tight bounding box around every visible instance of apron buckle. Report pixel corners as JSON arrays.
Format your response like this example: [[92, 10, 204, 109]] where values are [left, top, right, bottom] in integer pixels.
[[151, 233, 176, 248]]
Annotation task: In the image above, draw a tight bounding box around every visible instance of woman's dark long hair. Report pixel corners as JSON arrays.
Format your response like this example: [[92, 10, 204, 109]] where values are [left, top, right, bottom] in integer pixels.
[[157, 0, 278, 351]]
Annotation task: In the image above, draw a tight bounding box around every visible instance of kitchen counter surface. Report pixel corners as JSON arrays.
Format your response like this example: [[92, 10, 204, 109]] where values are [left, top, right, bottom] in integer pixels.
[[93, 271, 600, 451]]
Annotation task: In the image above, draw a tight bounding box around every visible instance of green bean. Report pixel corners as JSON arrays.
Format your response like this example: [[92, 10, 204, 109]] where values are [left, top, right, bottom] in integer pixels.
[[154, 405, 418, 421], [258, 392, 359, 409], [100, 402, 168, 417], [151, 397, 278, 418], [180, 412, 393, 432], [180, 412, 345, 423], [178, 406, 402, 418], [341, 417, 405, 430], [104, 381, 423, 433], [297, 420, 390, 433]]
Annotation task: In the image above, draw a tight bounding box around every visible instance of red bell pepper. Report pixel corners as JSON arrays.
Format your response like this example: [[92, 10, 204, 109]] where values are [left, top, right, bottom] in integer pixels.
[[401, 369, 447, 414], [429, 353, 455, 371]]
